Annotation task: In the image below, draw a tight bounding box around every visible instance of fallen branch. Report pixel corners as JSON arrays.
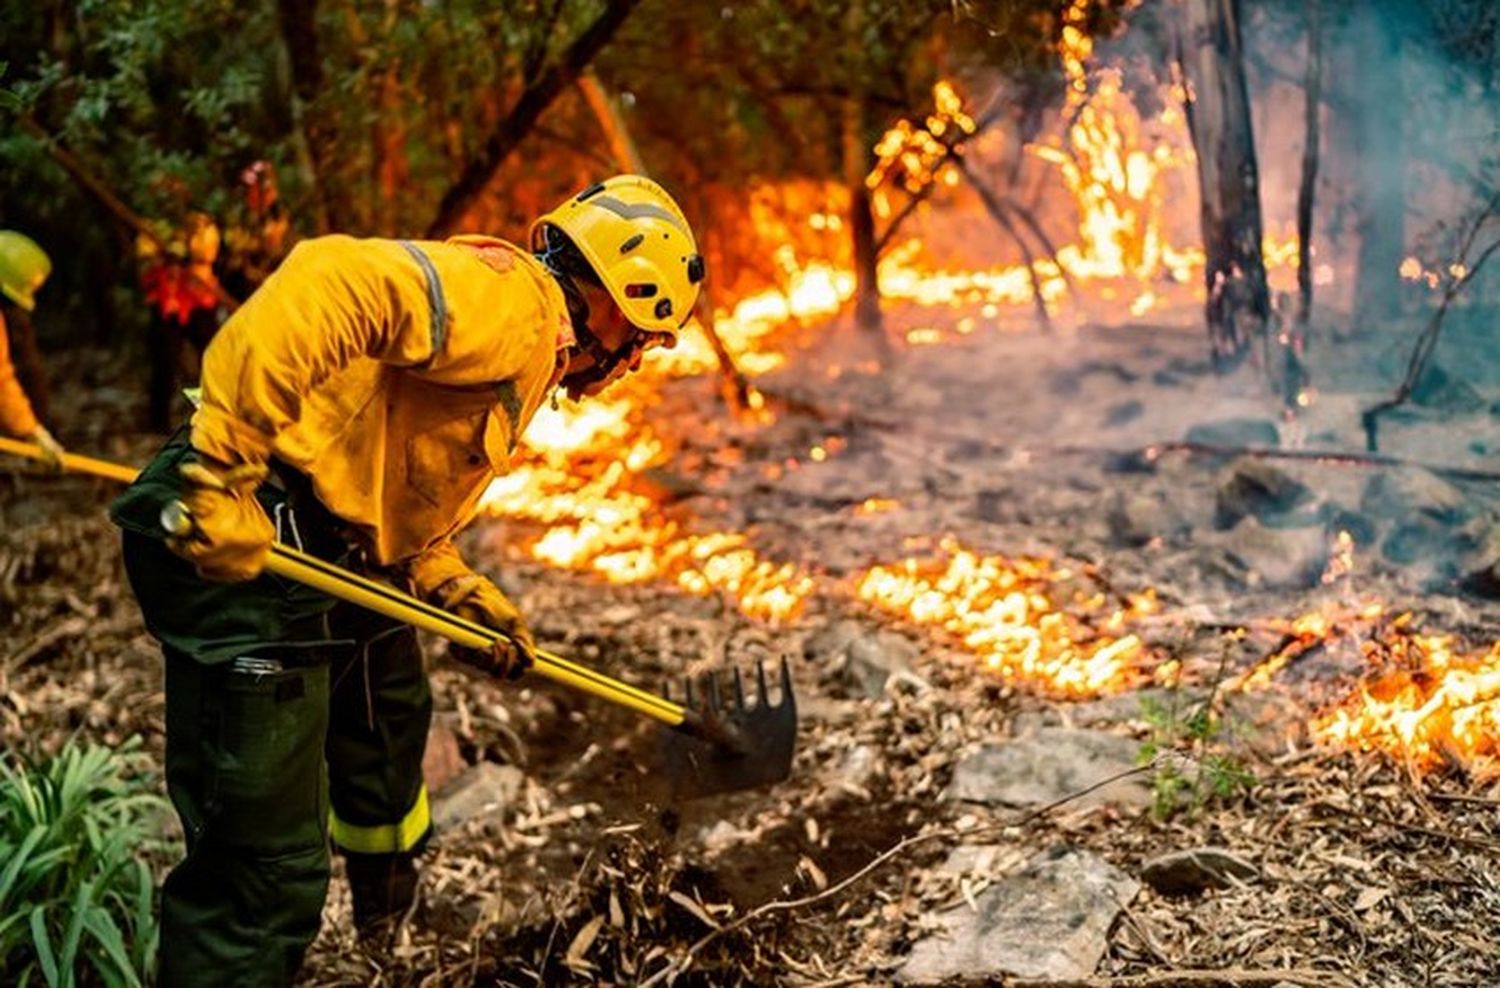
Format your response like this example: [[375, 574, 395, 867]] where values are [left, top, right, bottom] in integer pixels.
[[637, 761, 1159, 986]]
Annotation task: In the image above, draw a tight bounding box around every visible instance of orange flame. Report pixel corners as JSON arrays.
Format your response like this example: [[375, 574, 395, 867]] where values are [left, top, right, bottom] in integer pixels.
[[854, 539, 1157, 697], [1313, 633, 1500, 778]]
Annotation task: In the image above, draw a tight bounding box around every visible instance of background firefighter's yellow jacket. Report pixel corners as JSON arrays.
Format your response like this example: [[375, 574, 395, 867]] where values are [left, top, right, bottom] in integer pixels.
[[191, 234, 567, 565], [0, 311, 41, 438]]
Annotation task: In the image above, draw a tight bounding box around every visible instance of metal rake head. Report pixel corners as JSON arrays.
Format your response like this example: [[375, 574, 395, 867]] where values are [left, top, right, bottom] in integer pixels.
[[657, 657, 797, 800]]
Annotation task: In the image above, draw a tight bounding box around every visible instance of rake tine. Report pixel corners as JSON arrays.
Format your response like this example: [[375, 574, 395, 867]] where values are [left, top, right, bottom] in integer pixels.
[[755, 660, 770, 708], [732, 666, 747, 711], [684, 676, 696, 708], [706, 671, 723, 714], [777, 656, 793, 708]]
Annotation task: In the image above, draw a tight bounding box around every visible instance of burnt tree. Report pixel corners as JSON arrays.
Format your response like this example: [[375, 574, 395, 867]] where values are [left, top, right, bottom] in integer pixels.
[[1175, 0, 1271, 369], [1296, 0, 1322, 326]]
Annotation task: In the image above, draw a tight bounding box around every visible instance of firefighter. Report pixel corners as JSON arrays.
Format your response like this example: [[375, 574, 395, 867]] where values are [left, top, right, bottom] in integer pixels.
[[139, 207, 227, 432], [222, 160, 293, 302], [110, 175, 704, 985], [0, 231, 64, 464]]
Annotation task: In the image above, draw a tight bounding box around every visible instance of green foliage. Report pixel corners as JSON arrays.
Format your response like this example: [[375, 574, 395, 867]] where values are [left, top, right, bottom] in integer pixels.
[[1136, 678, 1256, 821], [0, 738, 175, 987]]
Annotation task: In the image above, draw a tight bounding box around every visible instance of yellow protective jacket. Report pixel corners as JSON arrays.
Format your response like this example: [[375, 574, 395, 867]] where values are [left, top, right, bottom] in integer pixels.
[[190, 234, 567, 566], [0, 310, 41, 438]]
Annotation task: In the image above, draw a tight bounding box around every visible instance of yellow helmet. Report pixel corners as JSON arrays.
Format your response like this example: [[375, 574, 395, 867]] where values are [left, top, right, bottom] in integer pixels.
[[529, 175, 705, 335], [0, 231, 52, 312]]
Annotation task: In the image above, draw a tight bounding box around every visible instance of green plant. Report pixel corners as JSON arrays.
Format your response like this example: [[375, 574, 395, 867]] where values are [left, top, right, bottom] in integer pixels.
[[0, 737, 176, 987], [1136, 648, 1256, 820]]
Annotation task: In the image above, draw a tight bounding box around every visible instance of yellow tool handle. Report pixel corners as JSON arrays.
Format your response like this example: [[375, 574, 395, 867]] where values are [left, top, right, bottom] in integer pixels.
[[0, 435, 140, 483], [1, 435, 693, 730], [161, 503, 686, 727]]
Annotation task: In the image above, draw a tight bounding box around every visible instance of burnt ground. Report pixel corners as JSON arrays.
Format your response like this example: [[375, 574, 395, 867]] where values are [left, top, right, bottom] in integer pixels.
[[3, 301, 1500, 986]]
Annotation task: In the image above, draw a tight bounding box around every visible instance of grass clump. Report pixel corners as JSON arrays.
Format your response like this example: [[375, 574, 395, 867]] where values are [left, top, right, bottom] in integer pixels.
[[0, 738, 175, 987]]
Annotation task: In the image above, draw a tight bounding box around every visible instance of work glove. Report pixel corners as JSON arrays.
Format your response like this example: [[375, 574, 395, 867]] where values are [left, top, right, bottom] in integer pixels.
[[436, 574, 535, 681], [166, 457, 274, 583], [31, 425, 65, 471]]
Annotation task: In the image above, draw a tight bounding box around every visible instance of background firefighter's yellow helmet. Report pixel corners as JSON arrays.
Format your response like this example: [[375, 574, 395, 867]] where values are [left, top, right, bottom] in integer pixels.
[[529, 175, 705, 335], [0, 231, 52, 312]]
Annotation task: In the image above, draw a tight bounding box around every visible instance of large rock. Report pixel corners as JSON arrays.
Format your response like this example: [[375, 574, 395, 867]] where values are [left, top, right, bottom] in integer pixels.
[[431, 761, 525, 832], [1141, 846, 1259, 896], [1215, 458, 1313, 529], [1410, 363, 1485, 414], [897, 846, 1139, 983], [944, 728, 1151, 809]]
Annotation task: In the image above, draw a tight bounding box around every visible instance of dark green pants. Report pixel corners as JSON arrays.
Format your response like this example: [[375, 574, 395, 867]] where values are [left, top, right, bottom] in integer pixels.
[[115, 435, 433, 986]]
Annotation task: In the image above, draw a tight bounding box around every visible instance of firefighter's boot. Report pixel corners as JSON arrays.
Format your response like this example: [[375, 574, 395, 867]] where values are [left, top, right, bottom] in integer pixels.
[[345, 849, 421, 937]]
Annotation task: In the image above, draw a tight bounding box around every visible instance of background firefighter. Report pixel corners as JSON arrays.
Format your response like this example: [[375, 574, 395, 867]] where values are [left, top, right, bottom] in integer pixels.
[[110, 175, 704, 985], [222, 160, 294, 303], [0, 230, 64, 464], [138, 207, 227, 432]]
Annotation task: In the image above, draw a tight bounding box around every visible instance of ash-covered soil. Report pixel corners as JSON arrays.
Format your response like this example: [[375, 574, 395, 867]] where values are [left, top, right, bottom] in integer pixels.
[[4, 307, 1499, 986]]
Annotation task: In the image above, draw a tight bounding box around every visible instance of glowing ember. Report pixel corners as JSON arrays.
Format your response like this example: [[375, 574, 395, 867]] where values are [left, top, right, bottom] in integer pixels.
[[1313, 631, 1500, 778], [854, 539, 1155, 697]]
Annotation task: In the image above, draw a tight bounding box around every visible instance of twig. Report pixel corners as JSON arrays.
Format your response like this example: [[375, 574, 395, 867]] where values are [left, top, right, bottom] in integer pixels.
[[637, 761, 1159, 986]]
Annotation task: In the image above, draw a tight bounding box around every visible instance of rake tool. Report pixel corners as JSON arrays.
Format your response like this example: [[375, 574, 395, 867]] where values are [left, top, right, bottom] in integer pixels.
[[0, 435, 797, 798]]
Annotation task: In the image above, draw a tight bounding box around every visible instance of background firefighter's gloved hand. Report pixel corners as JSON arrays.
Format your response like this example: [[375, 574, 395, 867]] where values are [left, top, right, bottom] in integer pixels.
[[31, 425, 64, 470], [443, 577, 535, 681], [167, 458, 273, 582]]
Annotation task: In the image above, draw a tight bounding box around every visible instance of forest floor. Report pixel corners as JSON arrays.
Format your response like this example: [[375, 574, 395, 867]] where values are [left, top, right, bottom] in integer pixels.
[[3, 298, 1500, 986]]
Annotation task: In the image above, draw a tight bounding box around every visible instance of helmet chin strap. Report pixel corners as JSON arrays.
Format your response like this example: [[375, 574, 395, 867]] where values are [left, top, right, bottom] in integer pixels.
[[562, 321, 639, 400]]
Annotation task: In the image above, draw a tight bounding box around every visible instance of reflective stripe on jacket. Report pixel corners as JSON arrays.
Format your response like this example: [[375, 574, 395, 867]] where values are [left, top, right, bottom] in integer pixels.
[[0, 309, 40, 437], [190, 234, 567, 565]]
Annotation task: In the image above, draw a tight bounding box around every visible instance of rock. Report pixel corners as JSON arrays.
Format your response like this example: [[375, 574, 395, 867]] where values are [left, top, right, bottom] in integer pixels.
[[1213, 518, 1327, 589], [1381, 516, 1469, 566], [829, 744, 882, 793], [1107, 491, 1189, 547], [1458, 523, 1500, 598], [1140, 846, 1259, 895], [937, 843, 1023, 876], [431, 761, 525, 832], [944, 727, 1151, 809], [1102, 399, 1144, 427], [804, 619, 917, 698], [1360, 468, 1473, 525], [1316, 503, 1378, 546], [897, 846, 1139, 983], [1214, 458, 1313, 529], [1184, 418, 1280, 449]]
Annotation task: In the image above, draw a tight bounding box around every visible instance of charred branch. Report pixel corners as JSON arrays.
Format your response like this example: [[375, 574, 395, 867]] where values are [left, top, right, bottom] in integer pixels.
[[957, 156, 1052, 332], [426, 0, 643, 238], [1362, 192, 1500, 451]]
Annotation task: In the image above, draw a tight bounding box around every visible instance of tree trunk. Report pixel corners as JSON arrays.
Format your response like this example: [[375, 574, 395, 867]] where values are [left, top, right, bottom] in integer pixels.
[[275, 0, 336, 233], [1295, 0, 1321, 326], [1175, 0, 1270, 369], [842, 95, 883, 337], [425, 0, 642, 238], [1350, 2, 1406, 332]]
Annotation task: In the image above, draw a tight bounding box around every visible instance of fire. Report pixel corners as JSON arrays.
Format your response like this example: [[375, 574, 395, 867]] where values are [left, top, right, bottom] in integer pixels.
[[1313, 632, 1500, 778], [854, 539, 1157, 697]]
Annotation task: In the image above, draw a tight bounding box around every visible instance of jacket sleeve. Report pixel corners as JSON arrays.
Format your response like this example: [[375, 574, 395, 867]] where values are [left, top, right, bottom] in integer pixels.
[[191, 235, 448, 465], [0, 312, 41, 438]]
